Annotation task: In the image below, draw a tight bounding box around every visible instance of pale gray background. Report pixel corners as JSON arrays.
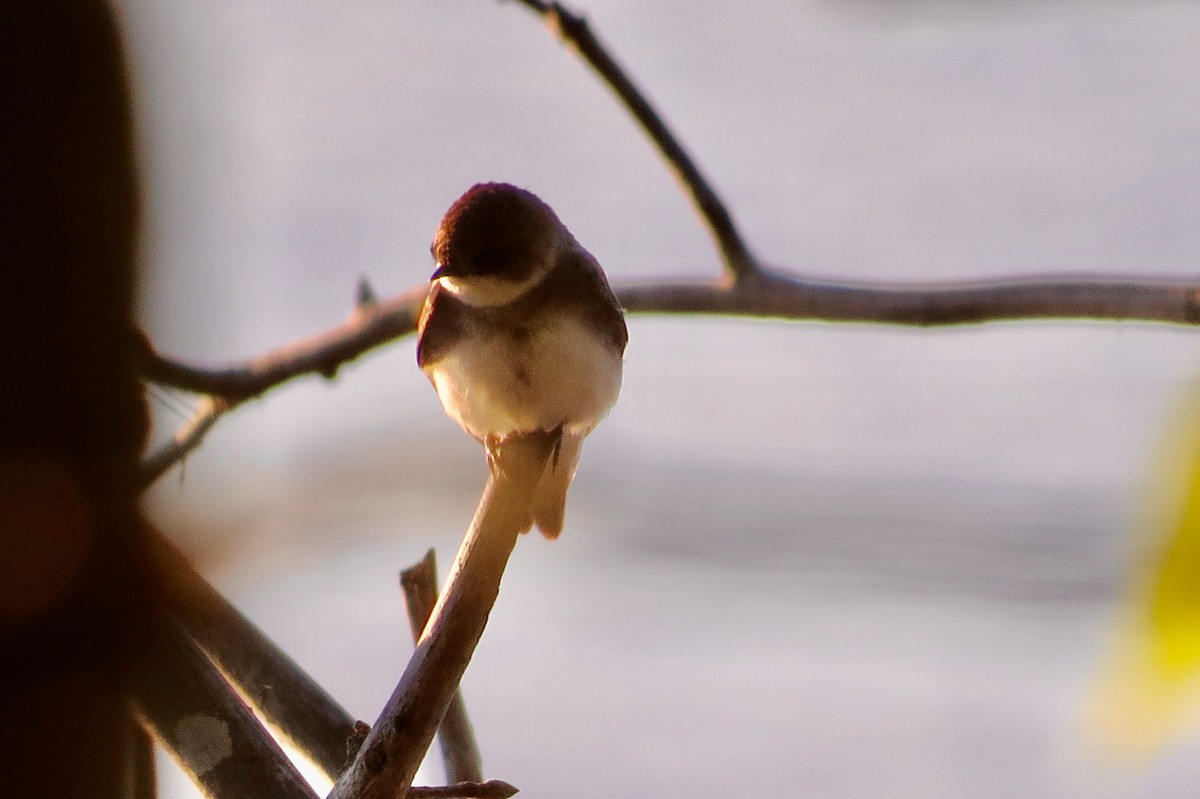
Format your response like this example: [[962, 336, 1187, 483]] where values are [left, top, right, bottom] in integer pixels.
[[116, 1, 1200, 796]]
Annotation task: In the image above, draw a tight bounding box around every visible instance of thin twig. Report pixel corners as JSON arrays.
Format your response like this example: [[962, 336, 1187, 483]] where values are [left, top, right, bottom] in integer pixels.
[[401, 549, 485, 784], [132, 618, 318, 799], [135, 287, 425, 486], [135, 287, 426, 400], [139, 394, 229, 489], [514, 0, 757, 278], [150, 532, 360, 781], [329, 432, 556, 799], [408, 781, 519, 799]]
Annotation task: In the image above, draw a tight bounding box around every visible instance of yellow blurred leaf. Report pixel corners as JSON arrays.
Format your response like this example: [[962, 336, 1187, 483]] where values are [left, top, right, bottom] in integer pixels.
[[1086, 382, 1200, 758], [1148, 433, 1200, 679]]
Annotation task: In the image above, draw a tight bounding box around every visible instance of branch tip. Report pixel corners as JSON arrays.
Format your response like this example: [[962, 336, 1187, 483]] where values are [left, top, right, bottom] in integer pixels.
[[408, 780, 519, 799], [356, 275, 379, 309]]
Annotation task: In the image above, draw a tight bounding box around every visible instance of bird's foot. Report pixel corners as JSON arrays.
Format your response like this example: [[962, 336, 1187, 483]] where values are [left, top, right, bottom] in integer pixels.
[[484, 434, 501, 475], [485, 427, 563, 476]]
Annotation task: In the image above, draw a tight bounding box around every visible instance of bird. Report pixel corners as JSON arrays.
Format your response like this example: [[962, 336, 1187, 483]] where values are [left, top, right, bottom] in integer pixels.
[[416, 182, 627, 539]]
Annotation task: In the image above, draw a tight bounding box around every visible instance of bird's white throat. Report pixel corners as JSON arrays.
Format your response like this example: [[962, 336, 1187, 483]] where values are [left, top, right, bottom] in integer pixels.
[[436, 254, 557, 308]]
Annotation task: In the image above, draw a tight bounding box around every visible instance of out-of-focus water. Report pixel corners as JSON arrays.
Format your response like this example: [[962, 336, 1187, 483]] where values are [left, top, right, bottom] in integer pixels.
[[119, 1, 1200, 796]]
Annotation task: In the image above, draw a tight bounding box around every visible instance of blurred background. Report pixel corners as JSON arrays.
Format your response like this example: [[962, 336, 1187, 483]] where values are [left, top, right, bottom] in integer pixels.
[[116, 0, 1200, 796]]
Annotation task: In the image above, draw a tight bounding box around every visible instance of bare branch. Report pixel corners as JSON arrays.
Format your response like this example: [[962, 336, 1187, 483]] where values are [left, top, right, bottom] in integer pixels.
[[504, 2, 1200, 327], [135, 287, 425, 484], [136, 287, 426, 399], [138, 273, 1200, 407], [139, 395, 229, 489], [513, 0, 757, 278], [330, 432, 556, 799], [409, 781, 519, 799], [401, 549, 485, 784], [151, 532, 360, 781], [132, 5, 1200, 483], [132, 618, 318, 799], [618, 270, 1200, 326], [134, 268, 1200, 483]]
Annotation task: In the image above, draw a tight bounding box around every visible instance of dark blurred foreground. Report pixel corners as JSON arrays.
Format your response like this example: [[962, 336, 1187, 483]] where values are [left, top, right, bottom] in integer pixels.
[[0, 3, 157, 796]]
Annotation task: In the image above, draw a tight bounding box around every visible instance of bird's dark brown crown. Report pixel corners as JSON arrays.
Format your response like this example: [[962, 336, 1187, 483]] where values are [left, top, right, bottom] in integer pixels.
[[432, 183, 561, 282]]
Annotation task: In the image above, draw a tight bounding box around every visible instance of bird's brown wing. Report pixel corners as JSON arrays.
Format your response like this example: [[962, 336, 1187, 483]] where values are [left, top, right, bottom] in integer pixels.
[[551, 248, 628, 355], [415, 281, 469, 370]]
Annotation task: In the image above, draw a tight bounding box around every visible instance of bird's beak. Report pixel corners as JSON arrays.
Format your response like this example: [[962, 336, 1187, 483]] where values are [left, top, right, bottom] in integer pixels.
[[430, 263, 449, 282]]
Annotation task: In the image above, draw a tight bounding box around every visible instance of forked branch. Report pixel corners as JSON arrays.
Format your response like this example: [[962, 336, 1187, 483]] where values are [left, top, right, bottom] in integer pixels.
[[513, 0, 757, 277], [131, 618, 318, 799], [136, 1, 1200, 477], [134, 286, 425, 402], [330, 432, 555, 799], [151, 531, 359, 780], [137, 4, 1200, 376], [133, 4, 1200, 797], [401, 550, 485, 784]]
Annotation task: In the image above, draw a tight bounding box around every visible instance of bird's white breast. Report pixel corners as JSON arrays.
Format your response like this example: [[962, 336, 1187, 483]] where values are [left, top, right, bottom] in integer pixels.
[[425, 313, 622, 442]]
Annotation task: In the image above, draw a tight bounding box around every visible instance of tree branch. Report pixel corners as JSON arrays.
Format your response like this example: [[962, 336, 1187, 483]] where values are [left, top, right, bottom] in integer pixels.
[[617, 270, 1200, 326], [134, 0, 1200, 482], [408, 781, 518, 799], [401, 550, 485, 784], [139, 270, 1200, 404], [135, 287, 425, 400], [151, 531, 360, 781], [139, 395, 229, 489], [132, 618, 318, 799], [513, 0, 757, 278], [329, 432, 556, 799], [135, 269, 1200, 484]]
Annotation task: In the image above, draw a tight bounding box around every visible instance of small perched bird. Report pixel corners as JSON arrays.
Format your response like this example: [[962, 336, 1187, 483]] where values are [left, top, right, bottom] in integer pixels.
[[417, 183, 627, 539]]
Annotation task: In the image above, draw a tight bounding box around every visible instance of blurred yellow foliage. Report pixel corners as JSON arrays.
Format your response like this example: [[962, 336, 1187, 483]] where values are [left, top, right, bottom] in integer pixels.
[[1087, 383, 1200, 758]]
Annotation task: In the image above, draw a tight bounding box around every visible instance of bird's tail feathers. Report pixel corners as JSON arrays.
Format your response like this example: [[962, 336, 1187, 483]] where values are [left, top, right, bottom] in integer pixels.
[[526, 433, 583, 540]]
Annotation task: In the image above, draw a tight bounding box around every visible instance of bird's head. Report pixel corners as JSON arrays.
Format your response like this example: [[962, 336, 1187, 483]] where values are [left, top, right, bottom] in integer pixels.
[[430, 182, 568, 307]]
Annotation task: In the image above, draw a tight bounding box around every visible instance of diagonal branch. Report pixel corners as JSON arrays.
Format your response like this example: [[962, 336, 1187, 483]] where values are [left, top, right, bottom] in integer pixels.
[[513, 0, 758, 278], [155, 530, 518, 797], [329, 432, 556, 799], [136, 287, 425, 488], [139, 394, 229, 489], [151, 531, 360, 781], [132, 617, 319, 799], [402, 550, 485, 784]]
